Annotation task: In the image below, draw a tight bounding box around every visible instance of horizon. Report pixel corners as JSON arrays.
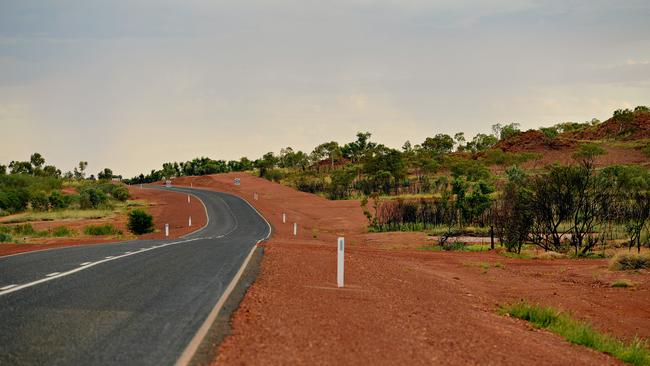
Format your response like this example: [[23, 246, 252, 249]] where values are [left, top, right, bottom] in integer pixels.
[[2, 1, 649, 177]]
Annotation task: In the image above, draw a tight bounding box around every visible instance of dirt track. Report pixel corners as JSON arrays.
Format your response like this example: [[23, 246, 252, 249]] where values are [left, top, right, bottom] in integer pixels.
[[171, 173, 648, 365], [0, 186, 207, 257]]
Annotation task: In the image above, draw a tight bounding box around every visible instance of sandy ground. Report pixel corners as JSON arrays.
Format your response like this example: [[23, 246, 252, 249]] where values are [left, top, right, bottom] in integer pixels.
[[169, 173, 648, 365], [0, 186, 207, 257]]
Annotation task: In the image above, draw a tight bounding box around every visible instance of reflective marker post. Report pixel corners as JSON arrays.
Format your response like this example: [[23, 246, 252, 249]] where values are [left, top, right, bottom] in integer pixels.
[[189, 216, 192, 227], [293, 223, 297, 236], [165, 224, 169, 237], [282, 213, 286, 224], [188, 194, 190, 203], [337, 237, 344, 288]]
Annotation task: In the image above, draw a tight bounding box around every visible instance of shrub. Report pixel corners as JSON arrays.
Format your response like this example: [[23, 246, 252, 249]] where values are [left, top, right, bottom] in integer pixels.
[[30, 191, 49, 211], [12, 223, 36, 236], [0, 232, 12, 242], [48, 190, 68, 209], [52, 226, 75, 237], [609, 253, 650, 271], [83, 224, 120, 236], [127, 209, 154, 235], [112, 186, 130, 202], [79, 187, 108, 209]]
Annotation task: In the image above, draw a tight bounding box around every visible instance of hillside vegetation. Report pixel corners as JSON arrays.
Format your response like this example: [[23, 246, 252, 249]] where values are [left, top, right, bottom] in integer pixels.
[[120, 106, 647, 256]]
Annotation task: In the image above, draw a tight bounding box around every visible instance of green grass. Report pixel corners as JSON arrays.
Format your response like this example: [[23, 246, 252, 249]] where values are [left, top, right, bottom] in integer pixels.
[[83, 224, 121, 236], [500, 251, 532, 259], [501, 302, 650, 366], [0, 232, 12, 243]]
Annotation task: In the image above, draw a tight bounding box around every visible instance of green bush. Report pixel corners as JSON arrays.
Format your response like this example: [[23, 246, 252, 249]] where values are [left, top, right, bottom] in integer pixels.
[[30, 191, 49, 211], [127, 209, 154, 235], [0, 232, 12, 242], [12, 223, 36, 236], [112, 186, 130, 201], [52, 226, 75, 237], [83, 224, 120, 236], [609, 253, 650, 271], [48, 190, 68, 209], [79, 187, 108, 209]]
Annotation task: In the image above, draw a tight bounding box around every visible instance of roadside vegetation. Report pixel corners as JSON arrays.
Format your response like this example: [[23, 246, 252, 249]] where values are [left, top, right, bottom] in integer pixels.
[[0, 153, 137, 242], [501, 302, 650, 366], [124, 106, 650, 258]]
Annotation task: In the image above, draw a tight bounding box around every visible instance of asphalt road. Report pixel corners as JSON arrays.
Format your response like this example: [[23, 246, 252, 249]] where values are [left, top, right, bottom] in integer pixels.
[[0, 187, 270, 366]]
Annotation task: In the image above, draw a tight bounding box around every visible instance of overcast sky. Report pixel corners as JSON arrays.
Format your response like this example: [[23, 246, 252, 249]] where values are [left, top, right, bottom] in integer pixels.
[[1, 0, 649, 177]]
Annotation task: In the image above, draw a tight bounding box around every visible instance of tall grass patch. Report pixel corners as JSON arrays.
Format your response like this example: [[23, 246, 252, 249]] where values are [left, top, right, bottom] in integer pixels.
[[609, 253, 650, 271], [83, 224, 121, 236], [501, 302, 650, 366]]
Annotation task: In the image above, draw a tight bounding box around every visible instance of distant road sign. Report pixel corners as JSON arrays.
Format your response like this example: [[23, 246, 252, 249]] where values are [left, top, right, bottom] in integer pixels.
[[165, 180, 172, 187], [234, 178, 241, 186]]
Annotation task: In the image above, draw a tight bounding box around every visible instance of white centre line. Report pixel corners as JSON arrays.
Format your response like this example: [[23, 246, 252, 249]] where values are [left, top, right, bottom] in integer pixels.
[[0, 284, 17, 291], [80, 262, 92, 266], [0, 237, 202, 297]]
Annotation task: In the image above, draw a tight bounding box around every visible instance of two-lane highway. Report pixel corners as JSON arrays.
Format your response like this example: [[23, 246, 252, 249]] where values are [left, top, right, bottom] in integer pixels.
[[0, 187, 270, 366]]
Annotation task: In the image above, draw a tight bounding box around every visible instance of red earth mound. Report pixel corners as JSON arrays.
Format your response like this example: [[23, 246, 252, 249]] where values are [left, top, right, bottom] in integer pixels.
[[568, 111, 650, 141]]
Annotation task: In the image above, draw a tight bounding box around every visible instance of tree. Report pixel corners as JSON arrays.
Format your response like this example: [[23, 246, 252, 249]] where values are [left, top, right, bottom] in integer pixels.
[[256, 152, 278, 178], [492, 123, 521, 141], [454, 132, 466, 151], [42, 165, 61, 178], [421, 134, 454, 155], [0, 165, 6, 175], [127, 209, 154, 235], [98, 168, 114, 180], [466, 133, 498, 152], [312, 141, 342, 168], [9, 161, 32, 175], [74, 161, 88, 179], [342, 132, 376, 163], [48, 191, 68, 209], [493, 177, 533, 254], [30, 153, 45, 170]]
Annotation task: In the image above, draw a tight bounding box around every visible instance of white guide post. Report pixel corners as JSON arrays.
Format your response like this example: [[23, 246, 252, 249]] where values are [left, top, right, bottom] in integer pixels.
[[337, 237, 345, 288], [189, 216, 192, 227], [282, 213, 286, 224], [165, 223, 169, 237], [140, 184, 142, 189], [190, 182, 193, 187], [293, 223, 297, 236], [188, 194, 191, 203], [254, 193, 258, 200]]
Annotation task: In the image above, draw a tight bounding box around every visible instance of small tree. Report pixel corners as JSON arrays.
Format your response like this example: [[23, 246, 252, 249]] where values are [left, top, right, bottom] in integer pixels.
[[30, 191, 49, 211], [127, 209, 154, 235]]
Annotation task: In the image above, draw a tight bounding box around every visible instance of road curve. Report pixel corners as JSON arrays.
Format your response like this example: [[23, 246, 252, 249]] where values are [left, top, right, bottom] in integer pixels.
[[0, 187, 270, 366]]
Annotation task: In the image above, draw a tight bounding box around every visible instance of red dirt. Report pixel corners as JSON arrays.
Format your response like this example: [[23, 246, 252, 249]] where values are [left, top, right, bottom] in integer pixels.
[[170, 173, 648, 365], [568, 111, 650, 141], [0, 186, 206, 257]]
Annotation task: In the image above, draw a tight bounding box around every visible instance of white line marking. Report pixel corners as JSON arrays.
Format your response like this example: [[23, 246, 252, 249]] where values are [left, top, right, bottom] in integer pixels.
[[80, 262, 92, 266], [46, 272, 60, 277], [0, 237, 202, 297], [0, 284, 17, 291], [105, 256, 114, 259]]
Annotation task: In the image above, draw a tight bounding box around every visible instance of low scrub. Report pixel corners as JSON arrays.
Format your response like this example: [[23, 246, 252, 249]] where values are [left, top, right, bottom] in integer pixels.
[[0, 232, 12, 242], [534, 251, 567, 260], [501, 302, 650, 366], [609, 253, 650, 271], [83, 224, 121, 236]]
